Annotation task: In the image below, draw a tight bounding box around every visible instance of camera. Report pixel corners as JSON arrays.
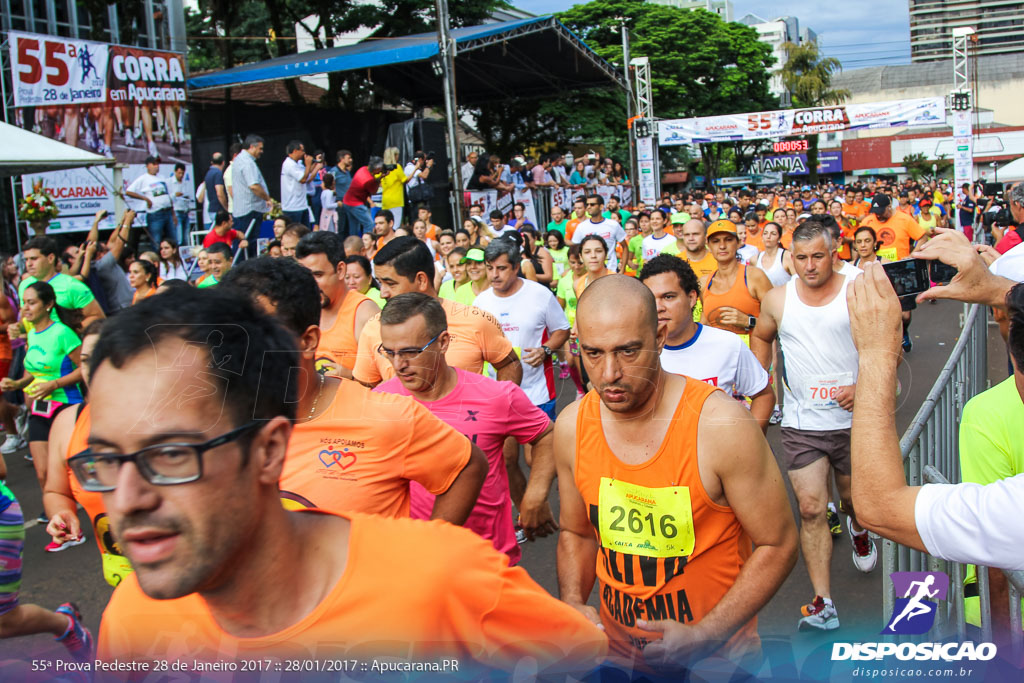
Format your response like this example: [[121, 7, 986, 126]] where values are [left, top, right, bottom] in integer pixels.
[[425, 151, 436, 162], [382, 163, 397, 174]]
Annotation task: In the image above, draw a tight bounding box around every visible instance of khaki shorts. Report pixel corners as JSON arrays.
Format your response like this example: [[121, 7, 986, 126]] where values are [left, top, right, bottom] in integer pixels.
[[780, 427, 851, 475]]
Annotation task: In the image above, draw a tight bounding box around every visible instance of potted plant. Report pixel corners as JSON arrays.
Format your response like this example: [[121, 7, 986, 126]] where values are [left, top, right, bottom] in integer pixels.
[[18, 181, 60, 236]]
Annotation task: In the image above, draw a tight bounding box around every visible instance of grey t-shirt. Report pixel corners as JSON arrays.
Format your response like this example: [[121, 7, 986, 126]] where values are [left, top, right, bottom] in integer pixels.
[[93, 252, 134, 311]]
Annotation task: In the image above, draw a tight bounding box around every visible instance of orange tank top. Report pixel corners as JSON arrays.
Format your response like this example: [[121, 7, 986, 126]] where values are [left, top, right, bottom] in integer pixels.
[[573, 379, 757, 665], [66, 404, 134, 587], [315, 290, 370, 372], [704, 264, 761, 335]]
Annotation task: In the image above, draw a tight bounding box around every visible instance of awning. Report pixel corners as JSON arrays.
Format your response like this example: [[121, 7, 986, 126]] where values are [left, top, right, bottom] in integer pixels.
[[0, 121, 115, 177], [995, 155, 1024, 182], [187, 16, 625, 106]]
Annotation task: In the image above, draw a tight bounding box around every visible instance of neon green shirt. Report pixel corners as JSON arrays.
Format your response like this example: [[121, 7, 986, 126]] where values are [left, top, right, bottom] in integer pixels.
[[364, 287, 385, 308], [197, 275, 219, 289], [19, 273, 96, 323], [437, 280, 458, 302], [628, 234, 644, 273], [959, 376, 1024, 626], [25, 321, 83, 403], [555, 272, 578, 326]]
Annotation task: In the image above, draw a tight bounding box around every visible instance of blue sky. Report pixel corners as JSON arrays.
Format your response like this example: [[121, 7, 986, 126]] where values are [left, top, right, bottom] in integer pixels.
[[509, 0, 912, 70]]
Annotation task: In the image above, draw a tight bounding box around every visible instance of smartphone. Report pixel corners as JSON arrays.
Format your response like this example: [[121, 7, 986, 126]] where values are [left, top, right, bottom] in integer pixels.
[[883, 259, 930, 297], [929, 261, 957, 286]]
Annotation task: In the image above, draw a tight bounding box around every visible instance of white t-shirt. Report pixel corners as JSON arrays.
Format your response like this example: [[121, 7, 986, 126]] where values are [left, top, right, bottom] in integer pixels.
[[641, 233, 675, 264], [660, 324, 769, 399], [737, 244, 759, 265], [838, 260, 863, 278], [991, 241, 1024, 283], [915, 474, 1024, 570], [571, 218, 626, 271], [280, 157, 308, 212], [127, 172, 172, 212], [404, 162, 424, 189], [473, 279, 570, 405]]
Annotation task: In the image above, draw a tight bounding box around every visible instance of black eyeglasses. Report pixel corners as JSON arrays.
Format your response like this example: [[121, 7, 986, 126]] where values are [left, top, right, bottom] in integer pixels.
[[67, 421, 263, 492], [376, 331, 442, 362]]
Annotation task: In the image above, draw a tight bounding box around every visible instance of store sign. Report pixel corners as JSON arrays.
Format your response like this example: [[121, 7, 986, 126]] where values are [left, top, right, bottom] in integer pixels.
[[749, 151, 844, 176]]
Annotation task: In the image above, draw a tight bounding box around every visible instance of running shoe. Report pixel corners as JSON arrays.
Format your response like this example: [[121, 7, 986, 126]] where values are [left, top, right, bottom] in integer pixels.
[[558, 363, 570, 380], [55, 603, 93, 663], [827, 503, 842, 538], [798, 596, 839, 631], [125, 128, 134, 148], [769, 406, 783, 425], [0, 433, 25, 454], [36, 513, 48, 524], [46, 535, 87, 553], [24, 453, 33, 462], [902, 332, 912, 352], [148, 140, 159, 158], [848, 517, 877, 573], [514, 524, 527, 545]]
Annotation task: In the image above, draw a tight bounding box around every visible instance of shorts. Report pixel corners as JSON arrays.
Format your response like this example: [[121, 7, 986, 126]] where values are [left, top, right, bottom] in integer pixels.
[[2, 346, 23, 405], [780, 427, 851, 475], [0, 501, 25, 616], [27, 401, 73, 443], [537, 398, 557, 421], [900, 296, 917, 312]]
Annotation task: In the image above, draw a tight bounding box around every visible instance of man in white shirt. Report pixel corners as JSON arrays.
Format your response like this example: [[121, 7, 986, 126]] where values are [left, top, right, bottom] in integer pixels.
[[851, 232, 1024, 571], [168, 162, 191, 245], [570, 195, 627, 272], [461, 151, 478, 186], [639, 253, 773, 428], [990, 183, 1024, 282], [280, 140, 320, 226], [125, 155, 175, 246], [473, 238, 569, 539]]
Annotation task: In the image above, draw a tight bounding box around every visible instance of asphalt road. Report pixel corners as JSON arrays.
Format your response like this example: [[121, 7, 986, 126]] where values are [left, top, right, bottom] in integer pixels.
[[0, 297, 1007, 673]]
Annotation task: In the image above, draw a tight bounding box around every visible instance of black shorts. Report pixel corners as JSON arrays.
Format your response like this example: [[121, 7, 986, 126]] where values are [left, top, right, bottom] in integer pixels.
[[27, 401, 73, 442], [900, 296, 917, 312], [2, 346, 24, 405]]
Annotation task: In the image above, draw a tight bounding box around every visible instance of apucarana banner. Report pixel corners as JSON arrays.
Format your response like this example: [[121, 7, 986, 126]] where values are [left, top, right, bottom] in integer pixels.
[[9, 31, 193, 234], [658, 97, 946, 146]]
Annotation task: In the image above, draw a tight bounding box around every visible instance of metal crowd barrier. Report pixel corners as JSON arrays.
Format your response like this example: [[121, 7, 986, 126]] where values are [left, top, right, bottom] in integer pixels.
[[882, 302, 995, 641]]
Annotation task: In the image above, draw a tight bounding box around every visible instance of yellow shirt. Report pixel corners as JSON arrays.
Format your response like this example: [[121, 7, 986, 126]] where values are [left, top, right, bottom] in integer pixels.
[[380, 167, 408, 210]]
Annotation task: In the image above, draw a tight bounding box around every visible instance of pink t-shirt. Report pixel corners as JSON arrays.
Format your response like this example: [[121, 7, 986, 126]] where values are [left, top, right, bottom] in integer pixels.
[[376, 368, 550, 565]]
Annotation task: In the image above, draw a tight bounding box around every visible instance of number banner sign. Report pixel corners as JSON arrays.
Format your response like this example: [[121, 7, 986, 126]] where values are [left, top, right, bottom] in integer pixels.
[[658, 97, 946, 146]]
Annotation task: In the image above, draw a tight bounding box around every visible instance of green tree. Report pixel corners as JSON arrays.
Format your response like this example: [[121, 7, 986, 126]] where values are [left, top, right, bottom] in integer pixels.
[[778, 40, 849, 185], [902, 152, 953, 182]]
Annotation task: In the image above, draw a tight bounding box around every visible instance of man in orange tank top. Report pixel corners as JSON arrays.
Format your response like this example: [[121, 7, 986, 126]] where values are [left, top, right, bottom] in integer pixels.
[[295, 231, 379, 379], [84, 287, 607, 672], [700, 220, 774, 338], [555, 275, 797, 674]]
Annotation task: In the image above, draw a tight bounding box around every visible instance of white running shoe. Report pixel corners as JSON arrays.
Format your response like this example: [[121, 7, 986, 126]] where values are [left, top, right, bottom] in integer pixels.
[[848, 516, 877, 573], [125, 129, 134, 147], [0, 434, 25, 455], [798, 596, 840, 631], [148, 140, 159, 158]]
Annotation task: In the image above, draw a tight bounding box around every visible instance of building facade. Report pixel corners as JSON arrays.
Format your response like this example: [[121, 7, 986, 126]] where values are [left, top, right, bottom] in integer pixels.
[[909, 0, 1024, 62], [736, 14, 813, 101], [1, 0, 186, 52], [647, 0, 733, 20]]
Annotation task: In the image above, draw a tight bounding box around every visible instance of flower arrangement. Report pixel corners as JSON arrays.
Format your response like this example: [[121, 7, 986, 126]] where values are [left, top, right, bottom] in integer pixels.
[[265, 199, 283, 220], [18, 182, 60, 224]]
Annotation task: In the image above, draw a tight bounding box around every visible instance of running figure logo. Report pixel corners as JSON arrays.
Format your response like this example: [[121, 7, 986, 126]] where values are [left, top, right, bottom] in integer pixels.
[[883, 571, 949, 635], [78, 46, 97, 83]]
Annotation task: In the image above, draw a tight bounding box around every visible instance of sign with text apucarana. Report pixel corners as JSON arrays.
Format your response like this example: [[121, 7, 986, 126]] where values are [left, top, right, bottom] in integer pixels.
[[658, 97, 946, 146]]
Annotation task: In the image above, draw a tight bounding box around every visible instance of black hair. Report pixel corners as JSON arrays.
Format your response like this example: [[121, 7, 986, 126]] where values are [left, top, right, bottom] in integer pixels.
[[455, 229, 471, 241], [174, 162, 186, 173], [24, 236, 59, 258], [343, 254, 374, 281], [379, 293, 448, 339], [545, 230, 566, 250], [804, 214, 841, 240], [377, 209, 394, 225], [489, 210, 504, 220], [132, 258, 159, 287], [211, 152, 225, 166], [206, 242, 232, 259], [853, 226, 879, 245], [567, 244, 582, 260], [214, 210, 232, 227], [322, 173, 335, 190], [159, 239, 184, 269], [285, 140, 304, 155], [221, 257, 322, 339], [586, 194, 604, 206], [295, 231, 345, 268], [156, 278, 192, 293], [90, 286, 299, 423], [25, 280, 82, 334], [229, 142, 243, 157], [447, 246, 468, 261], [282, 224, 311, 243], [373, 235, 433, 282], [514, 202, 525, 211], [1008, 283, 1024, 373], [639, 254, 701, 297], [336, 149, 351, 162], [579, 233, 608, 255]]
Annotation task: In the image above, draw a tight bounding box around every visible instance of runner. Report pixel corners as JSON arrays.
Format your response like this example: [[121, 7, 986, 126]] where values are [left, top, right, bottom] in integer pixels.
[[354, 236, 522, 387], [735, 218, 761, 264], [750, 221, 877, 633], [294, 232, 380, 378], [667, 219, 718, 279], [222, 258, 487, 522], [700, 220, 773, 339], [640, 209, 676, 265], [574, 234, 613, 298], [454, 247, 491, 305], [87, 287, 607, 671], [639, 255, 774, 430], [555, 275, 796, 671], [15, 236, 105, 331], [851, 226, 889, 267], [342, 254, 386, 307], [754, 222, 795, 288], [571, 195, 627, 273], [376, 293, 557, 558]]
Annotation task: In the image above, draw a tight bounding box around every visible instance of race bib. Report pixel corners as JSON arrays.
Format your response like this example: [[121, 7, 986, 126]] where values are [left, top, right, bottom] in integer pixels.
[[807, 372, 854, 409], [877, 246, 898, 262], [598, 478, 694, 558]]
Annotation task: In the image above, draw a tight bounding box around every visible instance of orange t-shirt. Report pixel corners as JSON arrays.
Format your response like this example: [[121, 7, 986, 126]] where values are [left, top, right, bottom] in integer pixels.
[[316, 290, 372, 372], [842, 201, 868, 221], [282, 379, 470, 517], [780, 229, 794, 250], [97, 512, 608, 673], [353, 298, 514, 385], [66, 404, 134, 587], [703, 264, 761, 335], [860, 211, 928, 261], [745, 226, 765, 251], [565, 216, 585, 241], [573, 379, 756, 666], [683, 250, 718, 279]]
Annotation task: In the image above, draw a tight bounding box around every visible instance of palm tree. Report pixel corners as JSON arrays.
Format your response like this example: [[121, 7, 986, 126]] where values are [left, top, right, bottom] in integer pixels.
[[779, 41, 850, 184]]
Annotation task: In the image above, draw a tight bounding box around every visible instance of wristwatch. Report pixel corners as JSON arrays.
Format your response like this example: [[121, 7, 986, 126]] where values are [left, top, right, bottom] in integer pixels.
[[747, 315, 757, 330], [541, 345, 554, 357]]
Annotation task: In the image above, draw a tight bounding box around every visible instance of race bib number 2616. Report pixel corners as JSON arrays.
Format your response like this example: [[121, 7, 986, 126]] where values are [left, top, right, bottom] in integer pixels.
[[598, 478, 695, 558]]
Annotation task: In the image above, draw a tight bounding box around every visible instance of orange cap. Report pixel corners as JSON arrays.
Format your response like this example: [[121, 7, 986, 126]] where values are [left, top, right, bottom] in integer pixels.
[[707, 219, 738, 237]]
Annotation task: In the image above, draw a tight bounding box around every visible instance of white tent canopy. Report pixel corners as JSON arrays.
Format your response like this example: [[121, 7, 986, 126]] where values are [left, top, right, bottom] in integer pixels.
[[995, 155, 1024, 183], [0, 121, 113, 177]]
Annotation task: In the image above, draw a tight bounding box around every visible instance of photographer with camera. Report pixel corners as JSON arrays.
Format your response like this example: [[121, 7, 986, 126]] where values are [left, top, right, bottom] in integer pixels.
[[404, 149, 436, 212], [341, 156, 385, 237]]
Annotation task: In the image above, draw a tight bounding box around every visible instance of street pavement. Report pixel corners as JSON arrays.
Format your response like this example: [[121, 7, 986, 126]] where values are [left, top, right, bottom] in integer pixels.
[[0, 297, 1006, 672]]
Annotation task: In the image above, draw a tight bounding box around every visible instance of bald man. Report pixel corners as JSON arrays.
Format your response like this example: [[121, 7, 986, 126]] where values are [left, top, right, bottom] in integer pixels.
[[554, 275, 796, 673]]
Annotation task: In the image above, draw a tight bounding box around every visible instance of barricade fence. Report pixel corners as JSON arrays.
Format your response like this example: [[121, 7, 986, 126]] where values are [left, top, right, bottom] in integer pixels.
[[462, 185, 633, 234], [884, 303, 1008, 645]]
